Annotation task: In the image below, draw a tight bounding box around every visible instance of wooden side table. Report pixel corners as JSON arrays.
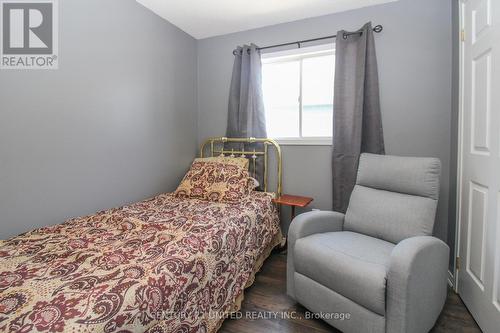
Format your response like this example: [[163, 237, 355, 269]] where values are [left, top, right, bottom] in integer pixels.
[[273, 194, 314, 220], [273, 194, 314, 251]]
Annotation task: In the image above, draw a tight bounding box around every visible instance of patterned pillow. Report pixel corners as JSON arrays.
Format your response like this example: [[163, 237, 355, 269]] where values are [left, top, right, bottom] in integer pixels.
[[247, 177, 259, 192], [194, 156, 249, 170], [174, 160, 250, 202]]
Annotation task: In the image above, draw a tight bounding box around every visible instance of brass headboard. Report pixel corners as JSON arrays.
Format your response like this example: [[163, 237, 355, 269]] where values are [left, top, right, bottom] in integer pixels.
[[200, 137, 282, 197]]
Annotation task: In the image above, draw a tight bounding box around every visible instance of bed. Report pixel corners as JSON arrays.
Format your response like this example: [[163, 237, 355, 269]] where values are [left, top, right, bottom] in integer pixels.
[[0, 137, 283, 333]]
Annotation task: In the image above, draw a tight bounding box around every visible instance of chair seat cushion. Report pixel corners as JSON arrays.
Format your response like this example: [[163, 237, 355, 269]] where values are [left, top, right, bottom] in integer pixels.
[[294, 231, 395, 315]]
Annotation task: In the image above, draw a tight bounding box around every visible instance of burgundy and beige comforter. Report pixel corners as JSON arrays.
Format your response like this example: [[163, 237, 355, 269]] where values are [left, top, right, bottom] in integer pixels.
[[0, 192, 281, 333]]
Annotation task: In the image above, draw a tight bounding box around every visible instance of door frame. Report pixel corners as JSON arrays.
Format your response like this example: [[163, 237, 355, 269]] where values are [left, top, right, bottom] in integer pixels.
[[454, 0, 466, 292]]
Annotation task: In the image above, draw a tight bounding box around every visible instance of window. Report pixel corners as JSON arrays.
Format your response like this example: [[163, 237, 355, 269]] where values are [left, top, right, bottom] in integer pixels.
[[262, 44, 335, 145]]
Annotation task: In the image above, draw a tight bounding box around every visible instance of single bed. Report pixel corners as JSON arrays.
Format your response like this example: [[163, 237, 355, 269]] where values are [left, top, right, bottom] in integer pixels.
[[0, 137, 283, 333]]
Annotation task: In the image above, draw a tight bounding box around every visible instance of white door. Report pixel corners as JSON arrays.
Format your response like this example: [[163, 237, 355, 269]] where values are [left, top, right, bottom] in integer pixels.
[[458, 0, 500, 332]]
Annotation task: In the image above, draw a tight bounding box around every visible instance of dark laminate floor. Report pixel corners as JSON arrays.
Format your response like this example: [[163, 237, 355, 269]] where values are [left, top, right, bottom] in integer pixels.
[[220, 253, 481, 333]]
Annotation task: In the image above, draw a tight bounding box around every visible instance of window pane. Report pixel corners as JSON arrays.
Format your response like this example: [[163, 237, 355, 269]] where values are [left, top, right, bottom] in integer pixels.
[[302, 55, 335, 137], [262, 61, 300, 138]]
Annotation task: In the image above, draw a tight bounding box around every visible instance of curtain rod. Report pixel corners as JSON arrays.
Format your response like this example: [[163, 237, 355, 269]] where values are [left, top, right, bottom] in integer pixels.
[[233, 25, 383, 55]]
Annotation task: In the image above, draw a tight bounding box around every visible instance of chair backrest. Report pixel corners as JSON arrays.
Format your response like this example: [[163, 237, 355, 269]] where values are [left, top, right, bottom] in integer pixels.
[[344, 153, 441, 244]]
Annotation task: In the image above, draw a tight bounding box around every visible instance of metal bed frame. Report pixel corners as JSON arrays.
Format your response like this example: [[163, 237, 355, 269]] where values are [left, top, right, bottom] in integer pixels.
[[200, 137, 282, 197]]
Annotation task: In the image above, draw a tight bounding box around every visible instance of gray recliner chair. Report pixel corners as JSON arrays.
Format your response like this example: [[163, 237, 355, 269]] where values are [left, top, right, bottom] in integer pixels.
[[287, 153, 449, 333]]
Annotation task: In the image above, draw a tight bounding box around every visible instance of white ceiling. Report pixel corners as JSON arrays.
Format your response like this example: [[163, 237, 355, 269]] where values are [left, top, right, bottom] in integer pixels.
[[136, 0, 398, 39]]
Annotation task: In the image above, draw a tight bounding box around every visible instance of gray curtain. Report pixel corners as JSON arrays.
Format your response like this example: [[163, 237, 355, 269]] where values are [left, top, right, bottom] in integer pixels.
[[226, 44, 267, 186], [332, 22, 385, 213]]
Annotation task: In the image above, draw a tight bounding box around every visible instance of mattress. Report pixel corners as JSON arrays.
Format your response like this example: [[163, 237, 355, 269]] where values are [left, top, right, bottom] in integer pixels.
[[0, 192, 281, 333]]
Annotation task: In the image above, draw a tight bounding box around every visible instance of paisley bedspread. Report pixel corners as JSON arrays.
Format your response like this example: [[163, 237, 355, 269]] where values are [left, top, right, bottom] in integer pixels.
[[0, 192, 281, 333]]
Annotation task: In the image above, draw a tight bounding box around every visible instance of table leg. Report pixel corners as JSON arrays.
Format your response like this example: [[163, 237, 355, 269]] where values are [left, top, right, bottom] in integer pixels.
[[277, 205, 296, 253]]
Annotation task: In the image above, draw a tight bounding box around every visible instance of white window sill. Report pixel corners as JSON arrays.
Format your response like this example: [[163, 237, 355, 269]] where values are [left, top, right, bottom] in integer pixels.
[[273, 138, 332, 146]]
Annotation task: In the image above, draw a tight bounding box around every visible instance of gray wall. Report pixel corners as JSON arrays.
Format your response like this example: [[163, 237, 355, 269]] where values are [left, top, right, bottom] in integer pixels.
[[0, 0, 198, 238], [0, 0, 456, 249], [197, 0, 453, 242]]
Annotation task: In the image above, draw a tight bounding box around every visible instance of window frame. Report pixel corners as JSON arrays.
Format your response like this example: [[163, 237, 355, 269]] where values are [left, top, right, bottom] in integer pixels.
[[261, 43, 335, 146]]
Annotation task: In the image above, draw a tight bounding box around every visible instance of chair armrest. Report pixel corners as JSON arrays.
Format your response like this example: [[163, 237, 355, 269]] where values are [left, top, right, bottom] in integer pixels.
[[288, 211, 345, 245], [287, 211, 345, 299], [386, 236, 449, 333]]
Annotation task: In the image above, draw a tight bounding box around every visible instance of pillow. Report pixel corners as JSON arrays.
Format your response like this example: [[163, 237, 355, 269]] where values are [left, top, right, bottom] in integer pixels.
[[195, 156, 249, 170], [247, 177, 259, 192], [174, 160, 250, 203]]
